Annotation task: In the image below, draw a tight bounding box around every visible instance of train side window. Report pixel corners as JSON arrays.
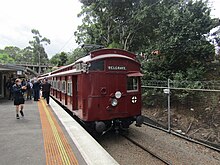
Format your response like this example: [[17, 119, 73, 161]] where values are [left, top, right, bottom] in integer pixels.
[[67, 82, 72, 96], [127, 77, 138, 92], [89, 60, 104, 71], [54, 81, 56, 89], [55, 80, 58, 90], [57, 80, 60, 91], [53, 80, 55, 89], [62, 81, 66, 93]]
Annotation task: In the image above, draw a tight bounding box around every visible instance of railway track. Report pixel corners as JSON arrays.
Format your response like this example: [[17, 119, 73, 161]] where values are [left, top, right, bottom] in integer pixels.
[[52, 98, 219, 164], [121, 134, 172, 165], [142, 115, 220, 152]]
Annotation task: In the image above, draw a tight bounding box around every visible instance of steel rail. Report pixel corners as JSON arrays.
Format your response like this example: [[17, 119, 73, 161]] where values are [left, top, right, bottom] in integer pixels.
[[121, 134, 172, 165], [142, 117, 220, 153]]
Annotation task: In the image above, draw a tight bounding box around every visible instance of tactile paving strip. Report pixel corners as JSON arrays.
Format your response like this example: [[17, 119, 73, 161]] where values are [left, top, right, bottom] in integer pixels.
[[38, 99, 78, 165]]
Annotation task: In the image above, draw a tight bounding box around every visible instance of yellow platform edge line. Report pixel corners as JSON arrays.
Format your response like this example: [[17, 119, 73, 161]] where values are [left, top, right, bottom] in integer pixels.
[[41, 100, 79, 165], [39, 101, 63, 165], [41, 100, 71, 165]]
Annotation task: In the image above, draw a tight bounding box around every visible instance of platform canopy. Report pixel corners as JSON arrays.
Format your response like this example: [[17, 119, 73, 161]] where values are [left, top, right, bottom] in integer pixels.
[[0, 64, 28, 76]]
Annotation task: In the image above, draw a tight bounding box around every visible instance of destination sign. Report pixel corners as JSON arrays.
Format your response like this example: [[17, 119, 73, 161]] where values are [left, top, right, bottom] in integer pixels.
[[108, 66, 126, 71]]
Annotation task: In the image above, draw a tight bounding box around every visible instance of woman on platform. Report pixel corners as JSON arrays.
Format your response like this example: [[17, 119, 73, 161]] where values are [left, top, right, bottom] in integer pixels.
[[13, 79, 27, 119]]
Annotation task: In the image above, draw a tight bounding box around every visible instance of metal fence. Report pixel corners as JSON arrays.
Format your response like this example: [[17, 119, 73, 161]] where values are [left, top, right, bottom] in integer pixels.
[[142, 79, 220, 151]]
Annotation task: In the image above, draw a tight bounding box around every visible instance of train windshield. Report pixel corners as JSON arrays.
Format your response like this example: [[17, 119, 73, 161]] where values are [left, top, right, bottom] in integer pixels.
[[89, 60, 104, 71], [127, 77, 138, 92]]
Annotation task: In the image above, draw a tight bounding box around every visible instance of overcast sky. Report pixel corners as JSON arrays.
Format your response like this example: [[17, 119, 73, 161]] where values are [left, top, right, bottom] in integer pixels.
[[0, 0, 220, 59]]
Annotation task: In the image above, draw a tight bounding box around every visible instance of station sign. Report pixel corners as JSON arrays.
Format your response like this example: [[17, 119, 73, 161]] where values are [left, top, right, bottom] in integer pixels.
[[17, 70, 22, 75], [108, 66, 126, 71]]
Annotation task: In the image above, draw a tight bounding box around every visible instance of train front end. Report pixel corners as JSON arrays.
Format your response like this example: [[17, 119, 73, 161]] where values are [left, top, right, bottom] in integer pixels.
[[81, 49, 143, 133]]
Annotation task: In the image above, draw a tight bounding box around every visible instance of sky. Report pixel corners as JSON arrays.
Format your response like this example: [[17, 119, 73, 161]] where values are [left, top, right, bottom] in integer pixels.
[[0, 0, 82, 58], [0, 0, 220, 59]]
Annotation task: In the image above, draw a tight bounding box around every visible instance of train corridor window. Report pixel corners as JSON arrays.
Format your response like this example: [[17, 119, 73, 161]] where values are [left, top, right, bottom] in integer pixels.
[[57, 80, 61, 91], [89, 60, 104, 71], [67, 82, 72, 96], [127, 77, 138, 92], [55, 80, 58, 90], [62, 81, 66, 93], [55, 81, 57, 89]]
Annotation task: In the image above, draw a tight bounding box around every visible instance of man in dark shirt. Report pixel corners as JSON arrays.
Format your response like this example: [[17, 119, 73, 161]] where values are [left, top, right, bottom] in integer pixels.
[[33, 79, 41, 101], [13, 79, 27, 119], [41, 79, 46, 99], [43, 79, 51, 105], [6, 79, 14, 100]]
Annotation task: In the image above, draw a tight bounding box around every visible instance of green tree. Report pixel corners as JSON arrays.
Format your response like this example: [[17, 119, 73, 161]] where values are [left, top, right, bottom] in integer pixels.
[[50, 53, 60, 66], [29, 29, 50, 65], [21, 46, 34, 63], [142, 0, 219, 81], [0, 53, 15, 64], [76, 0, 219, 81], [75, 0, 149, 51], [3, 46, 21, 59], [59, 52, 68, 66], [66, 48, 87, 64], [50, 52, 68, 66]]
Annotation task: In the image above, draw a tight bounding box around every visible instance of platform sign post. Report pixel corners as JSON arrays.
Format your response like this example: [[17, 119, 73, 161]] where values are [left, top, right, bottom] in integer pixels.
[[167, 79, 171, 133], [163, 79, 171, 132]]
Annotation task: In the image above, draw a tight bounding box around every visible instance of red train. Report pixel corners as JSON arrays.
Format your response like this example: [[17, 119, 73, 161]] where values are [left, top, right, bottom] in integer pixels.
[[39, 48, 143, 133]]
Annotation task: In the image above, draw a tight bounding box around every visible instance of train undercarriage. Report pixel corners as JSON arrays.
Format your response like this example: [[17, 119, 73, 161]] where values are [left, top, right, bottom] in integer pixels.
[[83, 115, 144, 135]]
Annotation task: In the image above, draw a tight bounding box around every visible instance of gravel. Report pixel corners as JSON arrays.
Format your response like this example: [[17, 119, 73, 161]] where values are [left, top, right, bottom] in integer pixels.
[[128, 124, 220, 165], [98, 132, 165, 165], [98, 124, 220, 165]]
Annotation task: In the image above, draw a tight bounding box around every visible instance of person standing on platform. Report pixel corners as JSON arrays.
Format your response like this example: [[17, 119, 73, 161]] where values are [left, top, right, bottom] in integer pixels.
[[6, 79, 14, 100], [33, 79, 41, 101], [41, 79, 46, 99], [43, 79, 51, 105], [26, 79, 33, 100], [13, 79, 26, 119]]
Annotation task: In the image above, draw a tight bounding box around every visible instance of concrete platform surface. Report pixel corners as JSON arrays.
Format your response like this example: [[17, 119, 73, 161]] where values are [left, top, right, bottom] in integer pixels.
[[0, 100, 45, 165], [0, 98, 119, 165]]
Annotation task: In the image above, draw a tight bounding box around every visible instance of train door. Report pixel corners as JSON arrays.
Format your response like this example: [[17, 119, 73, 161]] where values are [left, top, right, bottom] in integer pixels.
[[67, 78, 73, 110], [55, 77, 58, 98], [65, 76, 68, 105], [72, 76, 78, 110], [59, 77, 62, 102]]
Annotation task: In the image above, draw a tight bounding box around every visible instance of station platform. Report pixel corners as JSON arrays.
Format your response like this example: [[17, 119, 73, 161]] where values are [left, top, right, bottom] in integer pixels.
[[0, 98, 118, 165]]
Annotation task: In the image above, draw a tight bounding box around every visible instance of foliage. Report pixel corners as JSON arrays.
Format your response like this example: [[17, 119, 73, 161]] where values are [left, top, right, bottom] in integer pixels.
[[75, 0, 151, 51], [0, 53, 15, 64], [142, 0, 219, 81], [0, 29, 50, 65], [3, 46, 21, 59], [66, 48, 87, 64], [29, 29, 50, 64], [76, 0, 219, 82], [50, 52, 68, 66], [75, 0, 220, 109], [50, 54, 60, 66]]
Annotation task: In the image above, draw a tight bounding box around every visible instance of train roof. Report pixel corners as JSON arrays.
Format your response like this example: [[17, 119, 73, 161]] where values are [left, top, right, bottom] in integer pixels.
[[50, 48, 137, 74]]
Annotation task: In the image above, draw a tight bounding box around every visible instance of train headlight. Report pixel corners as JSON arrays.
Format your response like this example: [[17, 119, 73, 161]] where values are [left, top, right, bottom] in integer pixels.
[[115, 91, 122, 99], [111, 98, 118, 107]]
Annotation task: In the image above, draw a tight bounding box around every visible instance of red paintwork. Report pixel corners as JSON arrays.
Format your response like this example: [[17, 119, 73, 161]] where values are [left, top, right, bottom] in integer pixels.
[[91, 48, 136, 59], [43, 49, 142, 122]]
